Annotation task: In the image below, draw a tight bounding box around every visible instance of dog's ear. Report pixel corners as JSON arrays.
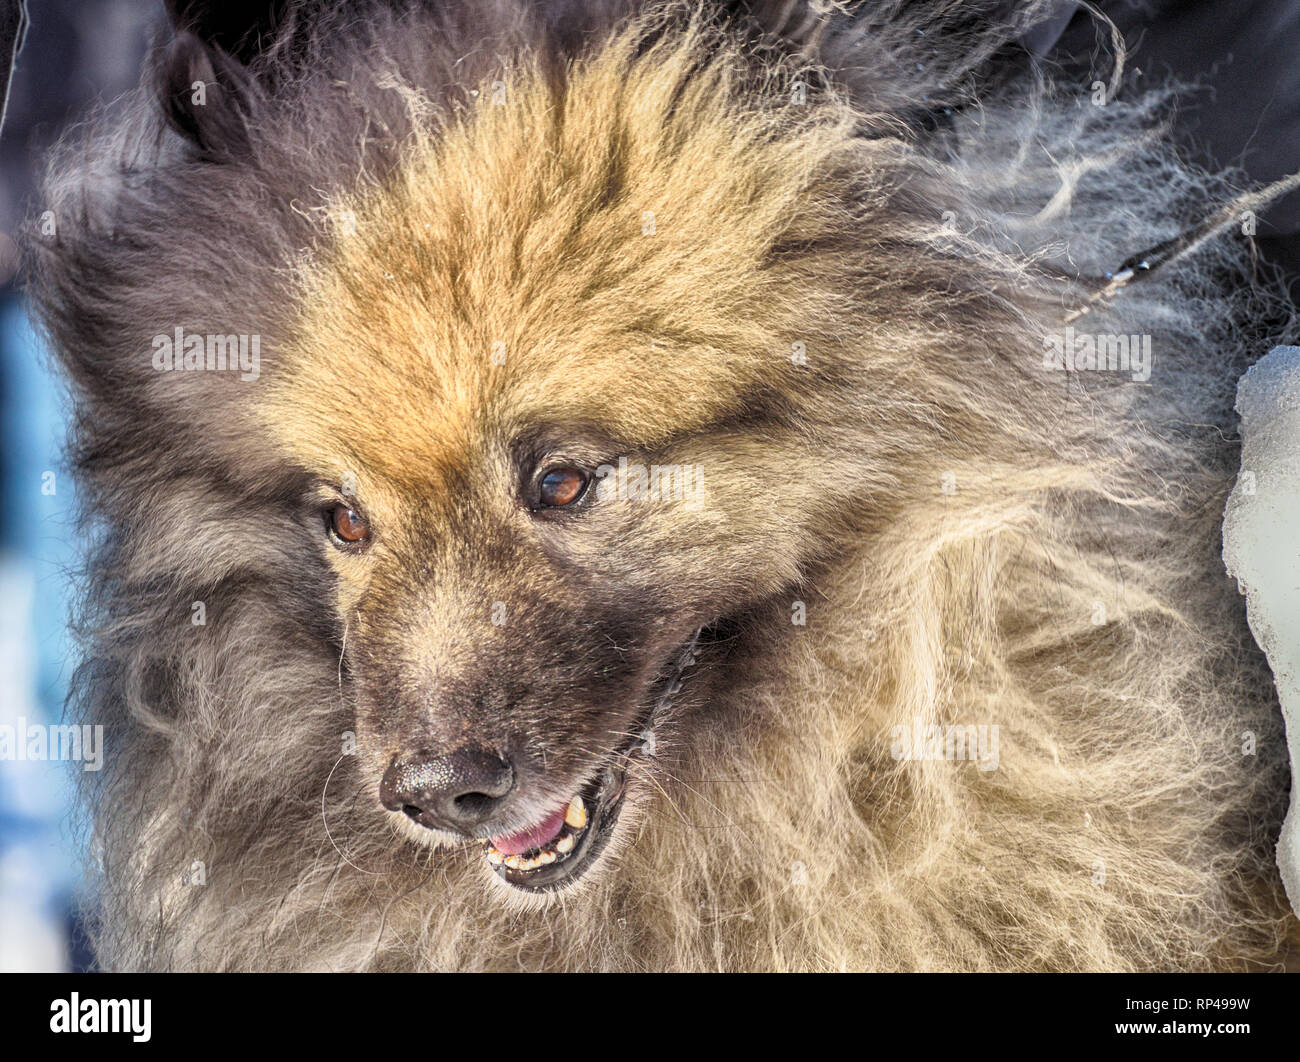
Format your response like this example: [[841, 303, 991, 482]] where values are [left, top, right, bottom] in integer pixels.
[[156, 31, 256, 160], [156, 1, 291, 160]]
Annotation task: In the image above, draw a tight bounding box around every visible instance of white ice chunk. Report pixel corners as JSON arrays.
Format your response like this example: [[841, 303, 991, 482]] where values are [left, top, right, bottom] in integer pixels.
[[1223, 345, 1300, 918]]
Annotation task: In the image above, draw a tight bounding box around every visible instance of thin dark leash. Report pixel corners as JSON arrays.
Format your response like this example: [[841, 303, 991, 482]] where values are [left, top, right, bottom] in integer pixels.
[[1061, 172, 1300, 324]]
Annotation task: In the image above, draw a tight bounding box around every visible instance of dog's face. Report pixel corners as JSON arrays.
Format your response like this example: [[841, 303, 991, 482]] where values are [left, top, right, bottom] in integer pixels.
[[255, 103, 848, 895], [263, 305, 820, 896]]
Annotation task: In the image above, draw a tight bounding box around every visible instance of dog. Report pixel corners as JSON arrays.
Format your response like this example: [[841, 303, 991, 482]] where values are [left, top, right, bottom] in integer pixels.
[[26, 0, 1298, 970]]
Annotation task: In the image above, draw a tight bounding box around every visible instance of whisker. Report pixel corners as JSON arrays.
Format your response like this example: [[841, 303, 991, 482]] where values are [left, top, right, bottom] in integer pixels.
[[321, 753, 382, 876]]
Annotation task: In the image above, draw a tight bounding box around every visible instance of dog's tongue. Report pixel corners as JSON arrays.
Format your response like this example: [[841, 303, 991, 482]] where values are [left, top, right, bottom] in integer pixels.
[[491, 808, 567, 856]]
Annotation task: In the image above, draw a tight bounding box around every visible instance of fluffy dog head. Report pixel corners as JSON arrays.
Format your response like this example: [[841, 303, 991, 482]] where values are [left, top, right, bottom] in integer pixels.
[[27, 0, 1297, 968], [258, 18, 945, 890]]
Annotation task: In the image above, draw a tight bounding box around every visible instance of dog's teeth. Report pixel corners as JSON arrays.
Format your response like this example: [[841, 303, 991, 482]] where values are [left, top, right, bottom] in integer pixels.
[[555, 833, 575, 854], [486, 848, 503, 866], [504, 854, 523, 869], [565, 795, 587, 830], [515, 851, 553, 871]]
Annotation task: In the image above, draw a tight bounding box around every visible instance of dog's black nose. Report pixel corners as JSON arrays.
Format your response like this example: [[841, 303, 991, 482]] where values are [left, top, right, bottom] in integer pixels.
[[380, 748, 515, 833]]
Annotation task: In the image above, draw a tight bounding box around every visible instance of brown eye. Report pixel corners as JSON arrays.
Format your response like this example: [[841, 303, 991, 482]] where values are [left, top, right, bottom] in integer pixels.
[[538, 467, 588, 508], [329, 504, 370, 545]]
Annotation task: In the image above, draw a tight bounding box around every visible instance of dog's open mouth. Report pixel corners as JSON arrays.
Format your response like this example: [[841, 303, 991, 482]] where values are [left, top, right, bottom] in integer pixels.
[[484, 758, 629, 890], [482, 629, 703, 892]]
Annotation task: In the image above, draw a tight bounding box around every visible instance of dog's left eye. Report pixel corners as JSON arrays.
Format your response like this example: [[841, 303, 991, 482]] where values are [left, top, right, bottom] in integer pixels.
[[538, 467, 589, 508], [327, 504, 371, 546]]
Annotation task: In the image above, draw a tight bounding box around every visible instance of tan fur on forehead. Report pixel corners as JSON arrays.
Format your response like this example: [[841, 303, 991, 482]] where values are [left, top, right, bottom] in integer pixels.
[[267, 21, 863, 482]]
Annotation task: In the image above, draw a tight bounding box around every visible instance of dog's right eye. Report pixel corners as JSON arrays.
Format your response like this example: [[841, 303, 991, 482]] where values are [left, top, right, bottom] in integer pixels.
[[538, 467, 589, 508], [327, 504, 370, 546]]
